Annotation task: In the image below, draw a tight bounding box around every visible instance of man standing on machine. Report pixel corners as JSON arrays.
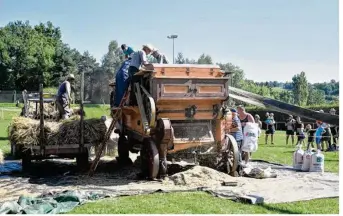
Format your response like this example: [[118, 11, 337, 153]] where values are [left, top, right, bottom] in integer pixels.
[[121, 44, 135, 59], [56, 74, 75, 120], [151, 48, 169, 64], [127, 44, 154, 105]]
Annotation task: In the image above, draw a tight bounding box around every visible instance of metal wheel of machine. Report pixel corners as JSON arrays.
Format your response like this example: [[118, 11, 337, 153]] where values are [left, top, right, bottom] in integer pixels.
[[21, 149, 32, 173], [117, 135, 132, 165], [220, 134, 240, 176], [76, 148, 89, 171], [141, 139, 159, 180]]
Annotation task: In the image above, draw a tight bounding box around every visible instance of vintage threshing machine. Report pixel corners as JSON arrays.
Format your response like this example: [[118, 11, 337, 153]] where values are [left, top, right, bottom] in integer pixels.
[[115, 64, 239, 179]]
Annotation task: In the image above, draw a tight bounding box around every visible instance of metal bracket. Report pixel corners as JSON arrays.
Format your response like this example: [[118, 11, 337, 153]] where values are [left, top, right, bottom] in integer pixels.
[[185, 105, 197, 118], [186, 67, 190, 75]]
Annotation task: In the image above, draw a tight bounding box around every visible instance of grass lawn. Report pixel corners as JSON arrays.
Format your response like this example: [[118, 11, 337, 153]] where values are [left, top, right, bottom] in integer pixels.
[[0, 104, 339, 214]]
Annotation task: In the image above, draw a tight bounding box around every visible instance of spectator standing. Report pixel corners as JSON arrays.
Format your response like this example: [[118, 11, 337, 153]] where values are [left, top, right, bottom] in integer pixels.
[[237, 105, 255, 162], [265, 112, 275, 145], [254, 114, 262, 138], [315, 120, 326, 151], [305, 124, 316, 150], [295, 116, 305, 146], [285, 115, 296, 145], [329, 108, 338, 149], [318, 110, 333, 151], [229, 108, 244, 165]]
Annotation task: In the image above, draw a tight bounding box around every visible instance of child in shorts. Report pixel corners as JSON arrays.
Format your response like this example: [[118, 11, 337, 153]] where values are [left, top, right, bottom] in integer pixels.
[[305, 124, 315, 150]]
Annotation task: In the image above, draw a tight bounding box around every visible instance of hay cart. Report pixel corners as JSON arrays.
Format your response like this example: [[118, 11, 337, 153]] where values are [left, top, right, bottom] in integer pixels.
[[91, 63, 339, 180], [19, 73, 92, 172]]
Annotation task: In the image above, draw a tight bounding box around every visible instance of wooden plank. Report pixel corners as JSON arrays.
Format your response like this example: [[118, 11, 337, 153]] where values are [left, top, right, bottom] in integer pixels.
[[30, 144, 93, 150]]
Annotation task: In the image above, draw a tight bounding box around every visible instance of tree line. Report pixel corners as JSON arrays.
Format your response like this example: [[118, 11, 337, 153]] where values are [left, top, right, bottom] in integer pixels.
[[0, 20, 339, 105]]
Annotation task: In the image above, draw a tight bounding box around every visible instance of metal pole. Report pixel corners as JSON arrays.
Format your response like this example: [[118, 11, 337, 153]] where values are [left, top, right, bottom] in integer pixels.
[[39, 83, 45, 154], [80, 71, 85, 150], [172, 38, 175, 64]]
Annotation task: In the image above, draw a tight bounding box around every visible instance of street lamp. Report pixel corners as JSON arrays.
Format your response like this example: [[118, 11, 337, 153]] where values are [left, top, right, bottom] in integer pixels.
[[167, 34, 178, 63]]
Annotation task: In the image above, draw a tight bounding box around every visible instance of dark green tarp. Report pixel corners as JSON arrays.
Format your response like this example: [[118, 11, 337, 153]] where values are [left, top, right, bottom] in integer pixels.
[[0, 190, 109, 214]]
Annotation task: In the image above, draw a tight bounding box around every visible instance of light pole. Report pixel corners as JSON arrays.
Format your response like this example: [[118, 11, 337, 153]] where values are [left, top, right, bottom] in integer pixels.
[[167, 34, 178, 63]]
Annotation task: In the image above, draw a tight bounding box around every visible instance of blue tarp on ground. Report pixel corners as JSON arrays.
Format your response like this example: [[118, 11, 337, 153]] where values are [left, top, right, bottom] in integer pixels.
[[114, 59, 131, 107], [0, 190, 109, 214]]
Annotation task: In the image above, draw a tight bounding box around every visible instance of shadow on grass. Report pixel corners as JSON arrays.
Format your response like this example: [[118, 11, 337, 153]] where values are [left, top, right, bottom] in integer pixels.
[[258, 204, 302, 214], [0, 136, 8, 141]]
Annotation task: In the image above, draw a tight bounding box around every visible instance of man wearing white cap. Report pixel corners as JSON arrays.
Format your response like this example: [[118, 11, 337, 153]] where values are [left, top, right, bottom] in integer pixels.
[[56, 74, 75, 120]]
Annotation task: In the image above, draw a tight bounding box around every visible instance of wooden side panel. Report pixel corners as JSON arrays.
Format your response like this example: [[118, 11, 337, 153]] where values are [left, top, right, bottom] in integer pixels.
[[156, 100, 222, 120], [151, 64, 224, 78], [193, 78, 228, 98], [152, 78, 229, 102], [159, 79, 192, 99]]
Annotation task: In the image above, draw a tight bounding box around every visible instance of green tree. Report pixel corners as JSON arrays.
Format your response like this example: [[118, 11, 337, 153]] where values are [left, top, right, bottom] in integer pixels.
[[292, 71, 309, 106], [307, 85, 326, 105], [217, 62, 245, 88], [175, 52, 185, 64], [197, 54, 213, 64]]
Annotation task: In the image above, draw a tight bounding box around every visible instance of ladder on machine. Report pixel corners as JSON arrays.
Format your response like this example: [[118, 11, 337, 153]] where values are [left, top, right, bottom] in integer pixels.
[[88, 90, 130, 177]]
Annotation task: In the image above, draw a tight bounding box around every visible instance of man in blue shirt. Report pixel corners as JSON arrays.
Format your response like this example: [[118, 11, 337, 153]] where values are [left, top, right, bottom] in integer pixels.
[[121, 44, 135, 59]]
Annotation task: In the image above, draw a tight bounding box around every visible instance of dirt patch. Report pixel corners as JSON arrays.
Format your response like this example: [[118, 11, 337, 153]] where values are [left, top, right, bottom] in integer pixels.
[[164, 166, 234, 187]]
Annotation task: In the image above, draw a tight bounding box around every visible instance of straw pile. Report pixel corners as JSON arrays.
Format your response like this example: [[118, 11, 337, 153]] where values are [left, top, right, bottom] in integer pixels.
[[21, 103, 85, 120], [8, 117, 107, 146], [0, 149, 4, 164]]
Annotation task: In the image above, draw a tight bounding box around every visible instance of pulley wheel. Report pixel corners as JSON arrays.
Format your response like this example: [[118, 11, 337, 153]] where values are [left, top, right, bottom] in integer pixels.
[[141, 139, 159, 179], [223, 134, 240, 176]]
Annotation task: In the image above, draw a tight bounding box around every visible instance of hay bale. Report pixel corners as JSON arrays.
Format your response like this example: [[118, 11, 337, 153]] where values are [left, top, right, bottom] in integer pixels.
[[8, 117, 106, 147], [48, 118, 106, 145], [8, 117, 58, 146]]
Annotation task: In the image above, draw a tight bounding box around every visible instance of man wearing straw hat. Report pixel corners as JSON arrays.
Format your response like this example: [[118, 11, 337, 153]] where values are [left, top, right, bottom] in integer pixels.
[[56, 74, 75, 120], [126, 44, 154, 105]]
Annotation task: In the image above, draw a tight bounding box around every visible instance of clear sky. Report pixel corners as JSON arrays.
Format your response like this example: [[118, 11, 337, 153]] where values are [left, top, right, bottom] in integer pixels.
[[0, 0, 339, 83]]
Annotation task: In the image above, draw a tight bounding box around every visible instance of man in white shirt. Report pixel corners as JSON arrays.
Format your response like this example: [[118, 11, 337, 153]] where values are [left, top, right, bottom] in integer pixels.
[[56, 74, 75, 120], [127, 44, 154, 105]]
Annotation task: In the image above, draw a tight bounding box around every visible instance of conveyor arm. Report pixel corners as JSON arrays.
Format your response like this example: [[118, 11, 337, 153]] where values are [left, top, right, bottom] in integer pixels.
[[229, 87, 339, 126]]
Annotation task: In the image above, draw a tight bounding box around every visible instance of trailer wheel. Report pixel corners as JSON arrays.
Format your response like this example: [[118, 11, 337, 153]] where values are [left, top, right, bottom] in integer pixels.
[[21, 149, 32, 173], [220, 134, 239, 176], [76, 149, 89, 171], [117, 135, 132, 165], [141, 139, 159, 180]]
